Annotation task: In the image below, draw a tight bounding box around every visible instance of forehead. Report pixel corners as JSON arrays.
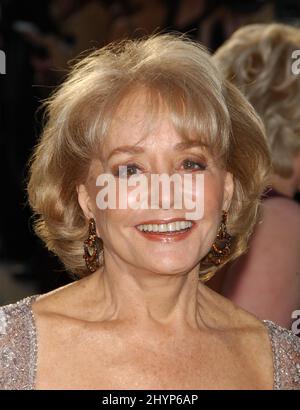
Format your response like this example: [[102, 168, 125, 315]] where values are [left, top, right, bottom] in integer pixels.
[[102, 90, 183, 155]]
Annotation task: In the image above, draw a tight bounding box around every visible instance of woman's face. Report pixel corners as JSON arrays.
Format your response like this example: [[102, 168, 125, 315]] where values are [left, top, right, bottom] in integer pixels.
[[78, 93, 234, 276]]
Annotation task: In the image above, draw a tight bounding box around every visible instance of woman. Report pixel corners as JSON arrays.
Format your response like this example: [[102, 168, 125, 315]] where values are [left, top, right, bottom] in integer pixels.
[[0, 34, 299, 390], [210, 24, 300, 329]]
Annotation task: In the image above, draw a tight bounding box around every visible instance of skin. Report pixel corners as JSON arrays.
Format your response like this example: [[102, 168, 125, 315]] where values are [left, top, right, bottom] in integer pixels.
[[209, 154, 300, 329], [31, 91, 274, 389]]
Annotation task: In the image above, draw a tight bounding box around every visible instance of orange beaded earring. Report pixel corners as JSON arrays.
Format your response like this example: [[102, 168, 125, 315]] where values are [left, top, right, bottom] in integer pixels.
[[203, 210, 232, 266], [83, 218, 102, 272]]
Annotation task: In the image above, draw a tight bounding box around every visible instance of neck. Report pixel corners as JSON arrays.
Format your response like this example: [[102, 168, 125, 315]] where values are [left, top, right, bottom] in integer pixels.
[[270, 173, 298, 198], [90, 253, 209, 330]]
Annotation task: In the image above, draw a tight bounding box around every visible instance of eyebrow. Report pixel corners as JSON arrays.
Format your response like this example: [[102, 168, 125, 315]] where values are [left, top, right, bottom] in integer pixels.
[[107, 141, 207, 160]]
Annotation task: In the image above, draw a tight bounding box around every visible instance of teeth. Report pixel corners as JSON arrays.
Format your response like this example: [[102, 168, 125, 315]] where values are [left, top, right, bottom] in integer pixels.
[[180, 221, 187, 229], [159, 224, 166, 232], [137, 221, 192, 233], [168, 222, 176, 232]]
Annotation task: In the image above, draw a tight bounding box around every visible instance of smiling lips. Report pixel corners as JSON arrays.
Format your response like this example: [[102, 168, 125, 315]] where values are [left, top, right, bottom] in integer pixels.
[[135, 219, 195, 242]]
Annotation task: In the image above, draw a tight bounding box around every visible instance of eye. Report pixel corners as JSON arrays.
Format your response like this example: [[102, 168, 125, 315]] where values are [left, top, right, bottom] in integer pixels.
[[181, 159, 207, 171], [114, 164, 143, 178]]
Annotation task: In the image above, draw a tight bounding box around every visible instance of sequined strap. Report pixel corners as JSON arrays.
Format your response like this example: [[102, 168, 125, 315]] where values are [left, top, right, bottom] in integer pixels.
[[262, 320, 300, 390], [0, 295, 39, 390]]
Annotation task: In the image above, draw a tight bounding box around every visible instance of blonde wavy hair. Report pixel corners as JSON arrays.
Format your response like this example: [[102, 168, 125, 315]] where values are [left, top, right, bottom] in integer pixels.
[[214, 23, 300, 178], [27, 34, 271, 281]]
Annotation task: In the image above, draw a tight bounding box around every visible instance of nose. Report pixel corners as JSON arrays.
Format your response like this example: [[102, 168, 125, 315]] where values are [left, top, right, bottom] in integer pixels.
[[147, 173, 183, 210]]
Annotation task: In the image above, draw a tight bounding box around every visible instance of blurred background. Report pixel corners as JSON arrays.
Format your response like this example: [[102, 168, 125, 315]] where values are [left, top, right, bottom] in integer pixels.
[[1, 0, 300, 304]]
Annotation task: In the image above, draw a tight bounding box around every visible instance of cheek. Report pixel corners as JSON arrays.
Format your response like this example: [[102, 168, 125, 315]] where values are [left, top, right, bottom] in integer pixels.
[[94, 207, 137, 241]]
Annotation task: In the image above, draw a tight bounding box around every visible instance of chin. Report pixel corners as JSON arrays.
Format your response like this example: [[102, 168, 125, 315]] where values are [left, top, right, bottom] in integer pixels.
[[142, 257, 199, 276]]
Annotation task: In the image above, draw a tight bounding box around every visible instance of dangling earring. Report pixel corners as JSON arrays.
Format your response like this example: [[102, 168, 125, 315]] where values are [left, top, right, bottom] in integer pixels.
[[83, 218, 101, 273], [203, 210, 232, 266]]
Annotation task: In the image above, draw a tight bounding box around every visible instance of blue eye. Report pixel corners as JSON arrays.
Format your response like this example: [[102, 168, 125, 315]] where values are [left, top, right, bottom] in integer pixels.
[[182, 159, 207, 171]]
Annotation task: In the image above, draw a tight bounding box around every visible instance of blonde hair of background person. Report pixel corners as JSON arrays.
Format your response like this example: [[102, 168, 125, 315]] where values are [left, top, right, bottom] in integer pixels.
[[211, 23, 300, 329], [1, 34, 299, 390]]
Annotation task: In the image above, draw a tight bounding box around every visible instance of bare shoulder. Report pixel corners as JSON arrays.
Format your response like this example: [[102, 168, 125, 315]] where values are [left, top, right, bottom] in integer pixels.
[[200, 285, 274, 383], [255, 198, 300, 245], [263, 197, 300, 224], [200, 284, 269, 331], [32, 273, 99, 321]]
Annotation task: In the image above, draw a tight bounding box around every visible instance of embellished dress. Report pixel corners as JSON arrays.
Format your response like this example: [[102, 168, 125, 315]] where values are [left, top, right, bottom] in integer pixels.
[[0, 295, 299, 389]]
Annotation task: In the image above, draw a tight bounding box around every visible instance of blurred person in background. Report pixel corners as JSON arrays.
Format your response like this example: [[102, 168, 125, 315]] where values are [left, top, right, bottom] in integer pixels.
[[197, 0, 274, 51], [107, 0, 170, 42], [210, 23, 300, 329], [107, 1, 275, 52], [13, 0, 112, 81]]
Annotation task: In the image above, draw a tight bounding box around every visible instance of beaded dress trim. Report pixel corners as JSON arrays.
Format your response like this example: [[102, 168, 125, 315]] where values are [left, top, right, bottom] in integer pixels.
[[0, 295, 38, 390], [262, 320, 300, 389]]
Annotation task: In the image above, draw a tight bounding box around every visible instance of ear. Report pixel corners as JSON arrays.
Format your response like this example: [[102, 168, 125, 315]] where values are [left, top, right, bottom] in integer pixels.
[[77, 184, 95, 220], [222, 172, 234, 211]]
